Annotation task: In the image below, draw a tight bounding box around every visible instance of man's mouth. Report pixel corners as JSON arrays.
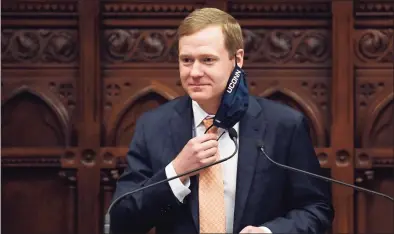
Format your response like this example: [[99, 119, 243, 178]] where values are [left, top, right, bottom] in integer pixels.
[[189, 84, 209, 86]]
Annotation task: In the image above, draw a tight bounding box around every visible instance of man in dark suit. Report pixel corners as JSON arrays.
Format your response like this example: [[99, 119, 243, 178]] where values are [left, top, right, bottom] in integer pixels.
[[110, 7, 334, 234]]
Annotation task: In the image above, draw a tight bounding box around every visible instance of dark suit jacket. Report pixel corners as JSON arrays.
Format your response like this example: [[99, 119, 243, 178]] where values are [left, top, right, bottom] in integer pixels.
[[110, 95, 334, 234]]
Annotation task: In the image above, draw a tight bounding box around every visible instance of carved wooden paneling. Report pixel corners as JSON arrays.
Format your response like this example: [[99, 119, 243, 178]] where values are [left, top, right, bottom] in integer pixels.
[[1, 1, 80, 233], [355, 70, 393, 148], [356, 148, 393, 169], [354, 1, 394, 17], [114, 92, 169, 146], [102, 69, 185, 146], [243, 29, 331, 68], [1, 0, 393, 234], [102, 28, 331, 68], [246, 70, 330, 147], [363, 95, 393, 147], [228, 1, 331, 18], [354, 1, 394, 233], [1, 168, 77, 234], [2, 1, 78, 17], [101, 1, 202, 18], [1, 29, 79, 67], [354, 29, 393, 68], [2, 90, 69, 147], [102, 29, 178, 66], [355, 168, 394, 234]]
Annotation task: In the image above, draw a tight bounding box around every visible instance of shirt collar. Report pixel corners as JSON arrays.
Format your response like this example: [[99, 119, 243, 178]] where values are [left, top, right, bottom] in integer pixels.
[[192, 100, 241, 135], [192, 100, 214, 129]]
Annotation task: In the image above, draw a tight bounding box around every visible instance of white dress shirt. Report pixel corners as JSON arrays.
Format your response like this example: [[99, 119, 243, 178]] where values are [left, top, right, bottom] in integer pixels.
[[165, 100, 272, 233]]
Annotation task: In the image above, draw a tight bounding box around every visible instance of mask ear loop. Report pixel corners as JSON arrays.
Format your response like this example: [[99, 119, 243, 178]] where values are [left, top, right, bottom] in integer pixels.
[[204, 124, 214, 134], [204, 123, 226, 141]]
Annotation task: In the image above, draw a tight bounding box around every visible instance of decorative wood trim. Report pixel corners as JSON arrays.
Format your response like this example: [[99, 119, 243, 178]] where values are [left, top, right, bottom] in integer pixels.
[[1, 156, 61, 167], [1, 29, 79, 68], [2, 19, 78, 27], [2, 1, 78, 17], [355, 18, 394, 28], [1, 148, 79, 168], [356, 148, 394, 168], [354, 1, 394, 17], [315, 148, 332, 168], [101, 2, 204, 17], [228, 1, 331, 18], [98, 147, 332, 168], [99, 147, 128, 168], [1, 69, 78, 78], [354, 29, 393, 67], [101, 28, 331, 68]]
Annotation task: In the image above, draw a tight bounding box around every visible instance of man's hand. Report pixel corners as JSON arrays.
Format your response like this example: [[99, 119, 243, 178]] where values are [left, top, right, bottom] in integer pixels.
[[172, 133, 218, 183], [240, 225, 271, 233]]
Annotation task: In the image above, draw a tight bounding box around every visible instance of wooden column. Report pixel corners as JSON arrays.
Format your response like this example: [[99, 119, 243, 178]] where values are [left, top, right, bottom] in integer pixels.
[[77, 0, 102, 233], [331, 1, 355, 233]]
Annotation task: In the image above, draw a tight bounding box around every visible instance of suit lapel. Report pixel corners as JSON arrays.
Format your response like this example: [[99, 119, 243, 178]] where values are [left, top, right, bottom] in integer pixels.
[[170, 96, 193, 158], [233, 96, 266, 232], [169, 96, 199, 232]]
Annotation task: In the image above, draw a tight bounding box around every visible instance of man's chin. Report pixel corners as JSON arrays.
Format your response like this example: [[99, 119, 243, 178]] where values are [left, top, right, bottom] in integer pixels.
[[188, 92, 211, 103]]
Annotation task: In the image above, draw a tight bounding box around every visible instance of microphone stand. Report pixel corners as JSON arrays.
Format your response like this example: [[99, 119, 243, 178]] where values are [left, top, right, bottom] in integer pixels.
[[257, 142, 393, 202], [104, 128, 238, 234]]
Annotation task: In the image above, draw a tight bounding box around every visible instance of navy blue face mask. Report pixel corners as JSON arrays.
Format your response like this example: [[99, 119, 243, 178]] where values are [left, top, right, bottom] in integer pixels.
[[212, 58, 249, 130]]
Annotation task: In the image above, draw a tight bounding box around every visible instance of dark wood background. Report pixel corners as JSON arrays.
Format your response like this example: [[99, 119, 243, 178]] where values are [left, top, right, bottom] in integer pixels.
[[1, 0, 393, 234]]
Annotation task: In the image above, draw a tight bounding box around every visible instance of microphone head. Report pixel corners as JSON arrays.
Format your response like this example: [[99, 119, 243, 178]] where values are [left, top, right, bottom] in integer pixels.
[[228, 128, 238, 139], [256, 140, 264, 148]]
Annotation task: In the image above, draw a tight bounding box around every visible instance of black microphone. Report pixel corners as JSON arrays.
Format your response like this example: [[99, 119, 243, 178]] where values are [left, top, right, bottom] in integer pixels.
[[104, 128, 239, 234], [256, 140, 394, 202]]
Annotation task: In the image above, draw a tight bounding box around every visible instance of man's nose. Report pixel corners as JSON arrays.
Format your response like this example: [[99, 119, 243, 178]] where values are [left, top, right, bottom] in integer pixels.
[[190, 61, 204, 78]]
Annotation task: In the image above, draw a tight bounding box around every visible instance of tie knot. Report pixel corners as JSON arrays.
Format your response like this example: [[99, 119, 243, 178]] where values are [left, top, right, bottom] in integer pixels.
[[202, 118, 218, 134]]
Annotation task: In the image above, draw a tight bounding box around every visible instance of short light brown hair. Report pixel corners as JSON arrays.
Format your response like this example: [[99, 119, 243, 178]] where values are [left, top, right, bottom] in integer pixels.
[[177, 8, 243, 58]]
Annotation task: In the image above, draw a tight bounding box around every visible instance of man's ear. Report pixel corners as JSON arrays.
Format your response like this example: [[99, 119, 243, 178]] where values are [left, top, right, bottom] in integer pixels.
[[236, 49, 244, 68]]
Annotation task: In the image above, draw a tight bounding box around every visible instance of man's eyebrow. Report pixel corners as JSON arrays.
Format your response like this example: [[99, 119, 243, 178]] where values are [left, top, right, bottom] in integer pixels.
[[199, 54, 219, 58], [179, 53, 219, 58], [179, 54, 191, 58]]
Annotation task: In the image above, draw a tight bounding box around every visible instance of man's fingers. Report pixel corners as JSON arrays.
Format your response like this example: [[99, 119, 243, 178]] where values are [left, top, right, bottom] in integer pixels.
[[194, 133, 217, 143], [239, 226, 249, 233], [196, 139, 218, 151], [200, 154, 217, 165], [239, 226, 267, 234], [239, 226, 252, 233], [198, 147, 217, 160]]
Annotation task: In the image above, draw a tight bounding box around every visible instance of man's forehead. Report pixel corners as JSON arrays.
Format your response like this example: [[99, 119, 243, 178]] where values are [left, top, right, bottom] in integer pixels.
[[178, 26, 226, 54], [182, 25, 222, 37]]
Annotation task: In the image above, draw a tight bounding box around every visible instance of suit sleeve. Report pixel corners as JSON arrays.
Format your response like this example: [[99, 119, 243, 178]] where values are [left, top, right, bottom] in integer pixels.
[[262, 115, 335, 233], [109, 115, 183, 234]]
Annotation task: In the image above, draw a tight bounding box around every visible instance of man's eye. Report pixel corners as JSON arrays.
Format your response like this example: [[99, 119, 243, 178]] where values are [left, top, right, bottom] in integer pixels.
[[181, 58, 193, 64], [203, 58, 215, 64]]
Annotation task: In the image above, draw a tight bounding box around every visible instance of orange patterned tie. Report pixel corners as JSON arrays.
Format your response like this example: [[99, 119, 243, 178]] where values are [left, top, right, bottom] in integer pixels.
[[198, 117, 226, 233]]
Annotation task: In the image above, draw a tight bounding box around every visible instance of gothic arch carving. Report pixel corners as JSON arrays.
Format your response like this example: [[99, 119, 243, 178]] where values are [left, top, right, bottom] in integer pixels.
[[362, 93, 393, 147], [2, 85, 71, 146], [259, 87, 326, 146], [106, 82, 178, 145]]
